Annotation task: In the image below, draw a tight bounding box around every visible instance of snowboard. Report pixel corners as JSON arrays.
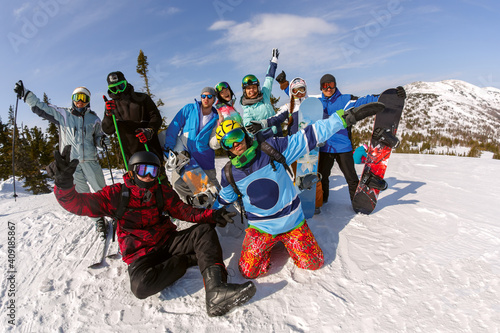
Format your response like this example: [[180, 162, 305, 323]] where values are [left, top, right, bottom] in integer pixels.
[[352, 88, 405, 214], [295, 97, 324, 219], [159, 130, 219, 209], [218, 104, 243, 125]]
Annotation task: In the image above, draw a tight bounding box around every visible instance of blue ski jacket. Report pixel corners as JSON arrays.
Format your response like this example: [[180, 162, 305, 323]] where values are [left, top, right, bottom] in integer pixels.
[[319, 89, 378, 153], [214, 113, 346, 236], [164, 100, 219, 170]]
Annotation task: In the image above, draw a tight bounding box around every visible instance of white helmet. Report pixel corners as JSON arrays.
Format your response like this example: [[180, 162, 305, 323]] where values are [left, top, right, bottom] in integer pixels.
[[72, 86, 91, 98], [289, 77, 307, 96]]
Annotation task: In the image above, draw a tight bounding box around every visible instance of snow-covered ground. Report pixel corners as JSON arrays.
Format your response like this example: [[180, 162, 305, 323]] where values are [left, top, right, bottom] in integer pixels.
[[1, 154, 499, 332]]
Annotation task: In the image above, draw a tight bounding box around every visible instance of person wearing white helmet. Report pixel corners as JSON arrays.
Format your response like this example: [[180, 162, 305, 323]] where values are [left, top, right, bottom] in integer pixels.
[[14, 81, 110, 237]]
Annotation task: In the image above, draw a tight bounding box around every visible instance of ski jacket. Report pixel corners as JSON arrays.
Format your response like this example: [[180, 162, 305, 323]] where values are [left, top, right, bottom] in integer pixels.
[[164, 100, 219, 170], [102, 84, 163, 161], [214, 112, 346, 236], [353, 145, 368, 164], [25, 92, 105, 162], [242, 61, 282, 136], [319, 89, 378, 153], [266, 95, 307, 136], [54, 173, 215, 264]]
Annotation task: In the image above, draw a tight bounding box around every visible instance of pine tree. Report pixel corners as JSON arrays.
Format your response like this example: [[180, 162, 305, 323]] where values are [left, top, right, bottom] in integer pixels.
[[0, 115, 13, 180], [136, 49, 153, 98]]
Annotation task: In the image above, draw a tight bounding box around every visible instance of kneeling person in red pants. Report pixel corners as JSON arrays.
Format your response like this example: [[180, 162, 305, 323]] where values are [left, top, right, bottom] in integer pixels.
[[48, 146, 256, 317]]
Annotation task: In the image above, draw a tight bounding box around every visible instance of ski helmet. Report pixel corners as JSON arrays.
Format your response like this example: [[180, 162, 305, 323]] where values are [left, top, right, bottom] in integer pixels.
[[128, 151, 161, 169], [215, 81, 235, 103], [216, 119, 242, 143], [289, 77, 307, 96], [242, 75, 260, 90], [72, 87, 91, 104]]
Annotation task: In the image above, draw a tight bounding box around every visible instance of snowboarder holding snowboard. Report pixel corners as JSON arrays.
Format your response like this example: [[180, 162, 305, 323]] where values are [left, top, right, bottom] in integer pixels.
[[163, 87, 221, 202], [14, 81, 109, 237], [317, 74, 406, 204], [241, 48, 282, 137], [215, 81, 243, 124], [48, 147, 256, 316], [213, 100, 385, 279], [102, 71, 164, 163]]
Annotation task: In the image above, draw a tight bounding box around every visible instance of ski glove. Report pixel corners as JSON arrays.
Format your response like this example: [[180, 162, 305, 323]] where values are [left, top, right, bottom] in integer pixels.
[[14, 80, 30, 101], [104, 99, 116, 116], [276, 71, 287, 84], [46, 145, 79, 189], [100, 135, 111, 148], [213, 207, 237, 228], [396, 86, 407, 99], [245, 120, 267, 135], [271, 48, 279, 64], [135, 128, 154, 143]]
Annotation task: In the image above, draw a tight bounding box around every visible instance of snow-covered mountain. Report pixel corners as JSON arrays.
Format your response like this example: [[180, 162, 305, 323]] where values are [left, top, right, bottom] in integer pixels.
[[354, 80, 500, 156]]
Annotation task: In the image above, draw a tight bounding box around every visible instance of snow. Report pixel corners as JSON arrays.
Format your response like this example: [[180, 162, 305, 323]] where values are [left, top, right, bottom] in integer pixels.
[[1, 154, 499, 332]]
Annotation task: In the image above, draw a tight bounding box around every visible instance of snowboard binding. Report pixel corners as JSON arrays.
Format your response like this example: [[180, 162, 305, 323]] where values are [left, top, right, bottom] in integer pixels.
[[297, 173, 322, 191], [187, 189, 218, 209], [166, 150, 191, 173], [373, 127, 400, 148], [360, 172, 388, 191]]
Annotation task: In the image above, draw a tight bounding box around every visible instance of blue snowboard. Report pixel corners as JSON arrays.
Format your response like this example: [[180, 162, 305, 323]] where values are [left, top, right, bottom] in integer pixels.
[[295, 98, 324, 219]]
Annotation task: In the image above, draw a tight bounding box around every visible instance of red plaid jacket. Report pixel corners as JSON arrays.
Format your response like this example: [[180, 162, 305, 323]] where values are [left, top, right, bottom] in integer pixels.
[[55, 173, 215, 264]]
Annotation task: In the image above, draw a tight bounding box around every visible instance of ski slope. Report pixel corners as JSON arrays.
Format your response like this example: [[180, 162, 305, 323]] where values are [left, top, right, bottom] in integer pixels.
[[1, 154, 499, 332]]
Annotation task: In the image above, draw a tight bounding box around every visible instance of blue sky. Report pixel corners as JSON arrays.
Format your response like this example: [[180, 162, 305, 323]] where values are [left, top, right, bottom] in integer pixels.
[[2, 0, 499, 130]]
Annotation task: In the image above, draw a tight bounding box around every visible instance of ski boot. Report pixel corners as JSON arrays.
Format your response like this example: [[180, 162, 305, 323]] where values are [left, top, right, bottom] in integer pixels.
[[202, 265, 256, 317], [297, 173, 322, 191], [95, 217, 108, 240], [360, 172, 388, 191], [373, 127, 400, 148]]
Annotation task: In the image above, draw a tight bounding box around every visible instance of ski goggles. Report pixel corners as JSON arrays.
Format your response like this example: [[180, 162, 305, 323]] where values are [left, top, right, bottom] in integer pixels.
[[108, 80, 127, 94], [72, 93, 90, 103], [291, 87, 306, 96], [200, 94, 214, 99], [321, 82, 336, 90], [134, 164, 159, 178], [220, 128, 246, 150], [215, 82, 229, 92]]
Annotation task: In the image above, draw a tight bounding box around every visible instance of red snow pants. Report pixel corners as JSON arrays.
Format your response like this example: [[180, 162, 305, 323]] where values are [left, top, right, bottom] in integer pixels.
[[238, 221, 324, 279]]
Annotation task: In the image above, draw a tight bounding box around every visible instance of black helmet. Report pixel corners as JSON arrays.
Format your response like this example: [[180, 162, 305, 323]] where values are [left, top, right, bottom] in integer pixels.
[[128, 151, 160, 168]]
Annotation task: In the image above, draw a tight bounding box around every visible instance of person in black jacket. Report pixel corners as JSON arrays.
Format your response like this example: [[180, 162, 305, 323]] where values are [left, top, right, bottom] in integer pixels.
[[102, 71, 164, 164]]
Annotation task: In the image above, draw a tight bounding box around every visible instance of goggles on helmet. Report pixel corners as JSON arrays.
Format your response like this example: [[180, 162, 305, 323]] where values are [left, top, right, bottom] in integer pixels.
[[215, 82, 230, 92], [220, 128, 246, 150], [108, 80, 128, 94], [291, 87, 306, 96], [72, 93, 90, 103], [242, 75, 259, 89], [134, 163, 159, 178]]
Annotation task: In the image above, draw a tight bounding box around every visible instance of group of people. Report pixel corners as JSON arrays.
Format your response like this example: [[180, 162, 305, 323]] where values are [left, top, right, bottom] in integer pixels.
[[14, 47, 404, 316]]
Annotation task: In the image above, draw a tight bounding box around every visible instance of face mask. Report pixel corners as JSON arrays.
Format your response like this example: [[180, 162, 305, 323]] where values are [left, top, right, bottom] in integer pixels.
[[231, 141, 258, 168]]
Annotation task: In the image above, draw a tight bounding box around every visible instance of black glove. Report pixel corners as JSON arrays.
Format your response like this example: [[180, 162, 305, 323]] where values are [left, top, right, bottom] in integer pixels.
[[245, 120, 266, 135], [213, 207, 236, 228], [396, 86, 406, 99], [100, 135, 111, 148], [46, 145, 79, 189], [276, 71, 287, 84], [135, 128, 154, 143], [14, 80, 29, 100]]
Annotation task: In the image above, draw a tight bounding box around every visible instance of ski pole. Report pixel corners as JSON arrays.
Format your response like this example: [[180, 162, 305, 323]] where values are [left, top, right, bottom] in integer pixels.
[[103, 96, 128, 171], [103, 141, 115, 184], [12, 94, 19, 201]]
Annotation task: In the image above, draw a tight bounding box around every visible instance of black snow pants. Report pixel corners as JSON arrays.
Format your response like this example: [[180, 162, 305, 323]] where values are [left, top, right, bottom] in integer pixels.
[[128, 223, 222, 299], [318, 151, 359, 202]]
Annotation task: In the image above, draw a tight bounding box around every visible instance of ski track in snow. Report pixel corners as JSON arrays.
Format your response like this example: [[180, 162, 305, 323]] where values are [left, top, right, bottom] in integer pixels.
[[0, 154, 499, 332]]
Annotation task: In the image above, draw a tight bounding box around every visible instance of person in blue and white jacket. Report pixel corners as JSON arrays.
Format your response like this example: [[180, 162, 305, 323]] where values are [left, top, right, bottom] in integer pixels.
[[241, 48, 282, 137], [14, 81, 109, 237], [213, 101, 384, 279], [163, 87, 222, 202]]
